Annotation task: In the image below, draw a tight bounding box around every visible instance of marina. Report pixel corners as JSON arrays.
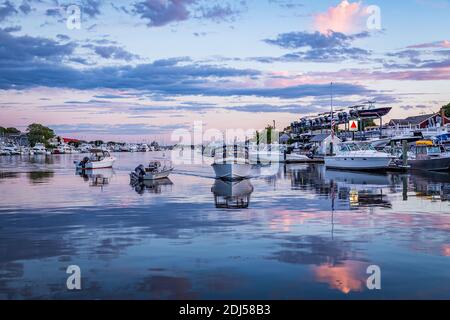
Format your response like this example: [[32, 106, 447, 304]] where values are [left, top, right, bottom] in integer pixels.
[[0, 152, 449, 299], [1, 0, 450, 306]]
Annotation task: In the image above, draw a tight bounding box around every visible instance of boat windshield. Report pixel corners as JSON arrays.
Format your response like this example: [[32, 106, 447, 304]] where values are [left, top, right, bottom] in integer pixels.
[[427, 146, 442, 155], [340, 143, 361, 152], [359, 143, 375, 151]]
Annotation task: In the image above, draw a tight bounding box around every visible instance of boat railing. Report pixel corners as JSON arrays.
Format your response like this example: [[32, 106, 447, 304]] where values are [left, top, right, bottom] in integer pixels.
[[213, 145, 250, 163]]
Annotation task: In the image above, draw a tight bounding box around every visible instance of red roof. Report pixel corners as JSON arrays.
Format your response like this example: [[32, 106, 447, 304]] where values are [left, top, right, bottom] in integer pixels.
[[62, 137, 81, 143]]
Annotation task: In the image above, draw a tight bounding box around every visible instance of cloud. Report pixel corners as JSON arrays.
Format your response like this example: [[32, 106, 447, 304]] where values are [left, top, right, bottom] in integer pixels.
[[50, 123, 188, 135], [133, 0, 196, 27], [407, 40, 450, 49], [313, 0, 370, 34], [268, 0, 304, 9], [0, 0, 17, 22], [199, 3, 241, 22], [263, 30, 371, 62], [226, 104, 325, 114], [19, 1, 32, 15], [82, 0, 102, 18], [0, 28, 76, 62], [91, 45, 140, 61], [264, 30, 370, 49]]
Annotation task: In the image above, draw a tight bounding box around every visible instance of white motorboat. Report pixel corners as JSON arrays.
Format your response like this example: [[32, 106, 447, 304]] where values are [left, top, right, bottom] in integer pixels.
[[2, 144, 21, 155], [325, 142, 394, 170], [138, 144, 150, 152], [130, 161, 173, 181], [53, 143, 74, 154], [285, 152, 310, 162], [32, 143, 49, 155], [74, 149, 116, 169], [212, 146, 252, 180]]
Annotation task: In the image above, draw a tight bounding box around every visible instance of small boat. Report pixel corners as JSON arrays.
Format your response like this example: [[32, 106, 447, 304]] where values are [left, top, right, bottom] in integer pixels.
[[407, 140, 450, 171], [130, 161, 173, 181], [285, 152, 310, 162], [212, 145, 252, 180], [325, 142, 394, 170], [1, 144, 20, 155], [32, 143, 49, 155], [74, 149, 116, 169]]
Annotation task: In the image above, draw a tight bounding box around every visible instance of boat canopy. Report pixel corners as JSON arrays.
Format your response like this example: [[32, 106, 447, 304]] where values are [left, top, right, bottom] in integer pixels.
[[416, 140, 433, 146]]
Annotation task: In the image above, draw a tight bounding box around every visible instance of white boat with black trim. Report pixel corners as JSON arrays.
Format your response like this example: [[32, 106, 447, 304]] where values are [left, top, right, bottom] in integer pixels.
[[325, 142, 394, 170], [130, 161, 173, 181], [74, 149, 116, 170], [212, 145, 252, 180]]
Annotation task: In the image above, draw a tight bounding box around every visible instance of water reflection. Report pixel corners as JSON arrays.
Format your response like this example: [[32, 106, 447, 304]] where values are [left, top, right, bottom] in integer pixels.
[[409, 171, 450, 201], [76, 168, 113, 189], [211, 178, 254, 209], [287, 164, 450, 209], [0, 153, 450, 299], [131, 178, 173, 195], [27, 171, 54, 184]]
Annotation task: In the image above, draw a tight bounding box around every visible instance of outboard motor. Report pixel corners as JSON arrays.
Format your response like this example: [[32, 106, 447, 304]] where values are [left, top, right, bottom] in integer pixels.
[[131, 164, 146, 181], [79, 156, 89, 168]]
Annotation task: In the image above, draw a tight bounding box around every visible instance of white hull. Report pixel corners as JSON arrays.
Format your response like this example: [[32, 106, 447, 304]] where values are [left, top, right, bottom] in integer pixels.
[[76, 157, 116, 169], [325, 156, 392, 170], [286, 153, 309, 161], [212, 163, 252, 180], [141, 169, 172, 180]]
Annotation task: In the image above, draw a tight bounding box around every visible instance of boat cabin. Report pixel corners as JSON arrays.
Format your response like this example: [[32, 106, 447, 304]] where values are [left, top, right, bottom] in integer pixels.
[[413, 140, 445, 159], [89, 149, 111, 161]]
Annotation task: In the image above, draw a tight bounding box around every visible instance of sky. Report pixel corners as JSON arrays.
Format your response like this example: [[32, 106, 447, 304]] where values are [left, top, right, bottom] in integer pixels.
[[0, 0, 449, 142]]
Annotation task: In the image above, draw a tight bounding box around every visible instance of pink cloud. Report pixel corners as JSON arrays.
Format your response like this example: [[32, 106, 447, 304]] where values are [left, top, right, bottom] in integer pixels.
[[408, 40, 450, 49], [313, 0, 369, 34]]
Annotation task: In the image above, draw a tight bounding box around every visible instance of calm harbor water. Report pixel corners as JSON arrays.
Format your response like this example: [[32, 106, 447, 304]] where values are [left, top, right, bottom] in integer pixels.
[[0, 151, 449, 299]]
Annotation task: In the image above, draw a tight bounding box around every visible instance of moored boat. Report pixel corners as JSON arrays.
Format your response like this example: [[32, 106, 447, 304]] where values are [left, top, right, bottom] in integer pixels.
[[407, 140, 450, 171], [212, 145, 252, 180], [130, 161, 173, 181], [74, 149, 116, 169], [325, 142, 394, 170]]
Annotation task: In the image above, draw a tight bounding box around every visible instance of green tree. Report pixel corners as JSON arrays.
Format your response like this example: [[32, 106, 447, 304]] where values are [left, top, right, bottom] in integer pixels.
[[442, 102, 450, 117], [5, 127, 20, 134], [26, 123, 55, 147], [93, 140, 104, 147], [0, 126, 5, 135]]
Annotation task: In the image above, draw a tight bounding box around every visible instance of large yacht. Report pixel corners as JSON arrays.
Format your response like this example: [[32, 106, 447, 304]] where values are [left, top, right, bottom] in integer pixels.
[[325, 142, 394, 170]]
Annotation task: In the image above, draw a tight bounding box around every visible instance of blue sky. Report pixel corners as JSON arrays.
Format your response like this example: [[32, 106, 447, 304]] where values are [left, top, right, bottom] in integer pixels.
[[1, 0, 449, 141]]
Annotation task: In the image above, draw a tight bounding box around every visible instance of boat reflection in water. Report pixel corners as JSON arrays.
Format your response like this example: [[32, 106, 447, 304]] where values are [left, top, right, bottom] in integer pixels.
[[76, 168, 114, 189], [211, 178, 254, 209], [131, 178, 173, 195], [409, 170, 450, 201], [288, 163, 450, 208], [324, 169, 392, 209]]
